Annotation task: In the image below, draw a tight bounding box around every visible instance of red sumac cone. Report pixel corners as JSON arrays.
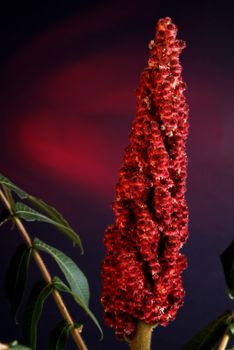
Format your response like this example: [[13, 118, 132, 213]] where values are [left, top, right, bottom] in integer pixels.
[[101, 17, 189, 340]]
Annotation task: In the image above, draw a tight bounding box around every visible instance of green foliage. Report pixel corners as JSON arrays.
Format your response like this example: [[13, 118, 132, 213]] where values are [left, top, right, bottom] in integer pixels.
[[227, 315, 234, 336], [0, 173, 83, 251], [6, 340, 32, 349], [26, 195, 72, 228], [33, 238, 89, 305], [0, 174, 27, 199], [0, 173, 102, 348], [181, 311, 231, 350], [48, 320, 72, 350], [9, 346, 31, 350], [5, 244, 32, 321], [53, 276, 103, 339], [48, 320, 82, 350], [14, 202, 83, 253], [23, 282, 53, 350], [221, 240, 234, 299]]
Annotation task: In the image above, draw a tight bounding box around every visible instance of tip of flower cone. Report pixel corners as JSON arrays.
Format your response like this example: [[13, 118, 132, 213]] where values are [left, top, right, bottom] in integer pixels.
[[148, 17, 185, 59], [157, 17, 175, 31]]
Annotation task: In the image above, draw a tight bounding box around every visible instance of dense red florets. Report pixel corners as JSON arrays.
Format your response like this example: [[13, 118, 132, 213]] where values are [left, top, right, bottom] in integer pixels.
[[101, 17, 189, 339]]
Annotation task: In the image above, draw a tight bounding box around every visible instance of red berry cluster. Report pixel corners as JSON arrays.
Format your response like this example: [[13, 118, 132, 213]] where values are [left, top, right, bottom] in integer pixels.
[[101, 17, 189, 339]]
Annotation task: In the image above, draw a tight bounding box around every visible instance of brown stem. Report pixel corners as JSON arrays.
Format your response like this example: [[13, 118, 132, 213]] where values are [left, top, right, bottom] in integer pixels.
[[218, 310, 234, 350], [128, 321, 155, 350], [218, 333, 230, 350], [0, 342, 8, 350], [0, 189, 88, 350]]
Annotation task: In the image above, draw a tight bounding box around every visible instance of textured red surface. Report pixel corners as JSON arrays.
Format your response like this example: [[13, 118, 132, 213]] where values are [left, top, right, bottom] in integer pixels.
[[101, 17, 189, 339]]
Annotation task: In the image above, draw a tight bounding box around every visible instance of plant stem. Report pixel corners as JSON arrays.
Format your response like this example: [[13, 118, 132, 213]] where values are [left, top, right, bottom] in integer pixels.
[[0, 189, 88, 350], [218, 332, 230, 350], [218, 310, 234, 350], [128, 321, 155, 350]]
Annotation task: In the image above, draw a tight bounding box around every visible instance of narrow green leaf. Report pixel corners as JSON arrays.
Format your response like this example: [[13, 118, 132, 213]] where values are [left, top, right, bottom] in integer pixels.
[[48, 320, 72, 350], [0, 174, 27, 199], [52, 277, 69, 293], [14, 202, 83, 253], [5, 244, 32, 321], [0, 173, 83, 250], [34, 238, 89, 305], [10, 346, 32, 350], [221, 241, 234, 299], [53, 276, 103, 339], [23, 281, 53, 350], [8, 340, 32, 350], [48, 320, 83, 350], [14, 202, 59, 223], [181, 311, 231, 350], [27, 196, 69, 227], [227, 316, 234, 336]]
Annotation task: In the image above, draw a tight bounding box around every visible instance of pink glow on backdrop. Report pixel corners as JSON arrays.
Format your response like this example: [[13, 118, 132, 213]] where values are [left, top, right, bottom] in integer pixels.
[[7, 48, 139, 195], [1, 4, 226, 197], [18, 112, 122, 194]]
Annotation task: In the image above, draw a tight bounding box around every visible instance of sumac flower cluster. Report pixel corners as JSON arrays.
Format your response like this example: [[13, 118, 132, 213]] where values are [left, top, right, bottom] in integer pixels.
[[101, 17, 189, 339]]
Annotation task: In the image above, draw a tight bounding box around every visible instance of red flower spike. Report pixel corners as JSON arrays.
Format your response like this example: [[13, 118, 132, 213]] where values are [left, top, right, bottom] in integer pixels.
[[101, 17, 189, 340]]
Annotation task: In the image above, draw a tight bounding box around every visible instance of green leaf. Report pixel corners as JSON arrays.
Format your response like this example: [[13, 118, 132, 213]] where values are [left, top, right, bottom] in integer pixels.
[[48, 320, 72, 350], [221, 241, 234, 299], [10, 346, 32, 350], [8, 340, 32, 349], [14, 202, 59, 223], [0, 174, 27, 199], [5, 244, 32, 321], [53, 276, 103, 339], [227, 315, 234, 336], [181, 311, 231, 350], [23, 281, 53, 350], [14, 202, 83, 253], [34, 238, 89, 305], [26, 196, 69, 227], [0, 173, 83, 251], [48, 320, 83, 350]]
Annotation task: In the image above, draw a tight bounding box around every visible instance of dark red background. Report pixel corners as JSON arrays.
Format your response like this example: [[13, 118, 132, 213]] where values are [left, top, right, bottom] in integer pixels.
[[0, 1, 234, 349]]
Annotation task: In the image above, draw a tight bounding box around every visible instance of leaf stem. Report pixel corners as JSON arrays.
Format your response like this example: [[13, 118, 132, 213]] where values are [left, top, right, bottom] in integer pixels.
[[127, 321, 155, 350], [218, 310, 234, 350], [0, 188, 88, 350], [218, 332, 229, 350], [0, 342, 8, 350]]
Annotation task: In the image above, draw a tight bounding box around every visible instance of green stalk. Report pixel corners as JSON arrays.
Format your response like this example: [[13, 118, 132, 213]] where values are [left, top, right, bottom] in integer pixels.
[[128, 321, 155, 350]]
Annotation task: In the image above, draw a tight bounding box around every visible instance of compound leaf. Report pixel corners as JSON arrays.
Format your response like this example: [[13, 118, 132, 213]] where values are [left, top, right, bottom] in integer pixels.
[[53, 276, 103, 339], [34, 239, 89, 306], [48, 320, 72, 350], [181, 311, 231, 350], [23, 281, 52, 350], [0, 174, 27, 199], [14, 202, 83, 253], [0, 173, 83, 251], [5, 244, 32, 321]]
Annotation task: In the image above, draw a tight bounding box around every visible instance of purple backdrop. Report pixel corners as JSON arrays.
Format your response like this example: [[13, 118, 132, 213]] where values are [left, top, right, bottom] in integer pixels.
[[0, 1, 234, 349]]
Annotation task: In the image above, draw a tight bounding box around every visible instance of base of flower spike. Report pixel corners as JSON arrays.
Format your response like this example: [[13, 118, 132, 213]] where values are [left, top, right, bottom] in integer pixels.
[[127, 321, 156, 350]]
